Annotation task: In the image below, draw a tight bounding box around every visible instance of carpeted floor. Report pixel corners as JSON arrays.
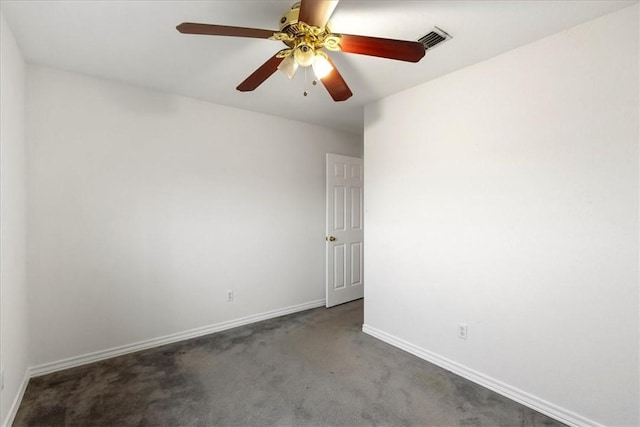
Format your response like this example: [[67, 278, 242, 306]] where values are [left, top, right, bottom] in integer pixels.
[[14, 300, 563, 426]]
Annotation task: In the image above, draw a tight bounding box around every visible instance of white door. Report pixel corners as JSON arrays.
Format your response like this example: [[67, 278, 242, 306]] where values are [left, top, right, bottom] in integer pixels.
[[326, 154, 363, 308]]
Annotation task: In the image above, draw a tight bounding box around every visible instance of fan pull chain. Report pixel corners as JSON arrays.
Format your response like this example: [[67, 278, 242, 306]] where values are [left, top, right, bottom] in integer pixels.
[[302, 69, 318, 97], [303, 67, 308, 97]]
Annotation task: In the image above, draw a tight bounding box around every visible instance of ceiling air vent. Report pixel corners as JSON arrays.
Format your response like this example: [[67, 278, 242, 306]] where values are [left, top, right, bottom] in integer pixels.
[[418, 27, 451, 51]]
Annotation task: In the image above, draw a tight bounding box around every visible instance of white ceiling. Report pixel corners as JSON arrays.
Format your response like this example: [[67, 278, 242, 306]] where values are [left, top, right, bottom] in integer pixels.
[[2, 0, 636, 135]]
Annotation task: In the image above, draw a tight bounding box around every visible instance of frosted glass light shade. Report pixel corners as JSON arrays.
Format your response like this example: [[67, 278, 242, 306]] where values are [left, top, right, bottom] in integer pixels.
[[312, 52, 333, 79], [294, 44, 315, 67], [277, 55, 299, 79]]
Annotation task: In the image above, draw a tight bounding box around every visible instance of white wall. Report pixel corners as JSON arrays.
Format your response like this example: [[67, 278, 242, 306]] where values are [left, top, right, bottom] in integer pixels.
[[0, 11, 29, 427], [26, 66, 361, 366], [364, 5, 638, 427]]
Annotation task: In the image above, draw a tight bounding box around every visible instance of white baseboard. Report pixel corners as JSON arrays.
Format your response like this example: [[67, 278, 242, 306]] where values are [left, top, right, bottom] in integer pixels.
[[362, 324, 602, 427], [30, 299, 325, 377], [2, 367, 30, 427]]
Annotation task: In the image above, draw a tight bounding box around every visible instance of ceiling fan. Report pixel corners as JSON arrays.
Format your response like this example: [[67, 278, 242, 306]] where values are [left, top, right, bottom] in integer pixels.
[[176, 0, 426, 102]]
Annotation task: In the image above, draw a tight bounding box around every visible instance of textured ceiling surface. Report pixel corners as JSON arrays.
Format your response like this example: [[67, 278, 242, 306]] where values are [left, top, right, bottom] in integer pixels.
[[2, 0, 636, 134]]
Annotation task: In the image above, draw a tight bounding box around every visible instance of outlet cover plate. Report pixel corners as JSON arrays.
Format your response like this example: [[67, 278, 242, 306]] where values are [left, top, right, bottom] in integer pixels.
[[458, 323, 468, 340]]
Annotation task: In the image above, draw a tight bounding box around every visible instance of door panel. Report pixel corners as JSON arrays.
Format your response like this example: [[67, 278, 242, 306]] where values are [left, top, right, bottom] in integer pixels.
[[350, 242, 362, 285], [351, 186, 362, 229], [333, 244, 346, 289], [334, 186, 346, 230]]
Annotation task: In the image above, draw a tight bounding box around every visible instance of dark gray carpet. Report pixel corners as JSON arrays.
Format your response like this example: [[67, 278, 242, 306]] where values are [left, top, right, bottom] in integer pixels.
[[14, 300, 563, 426]]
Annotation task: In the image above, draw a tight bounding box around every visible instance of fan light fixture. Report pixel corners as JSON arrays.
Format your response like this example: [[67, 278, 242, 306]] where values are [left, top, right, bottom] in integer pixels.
[[269, 8, 340, 84], [277, 44, 334, 80]]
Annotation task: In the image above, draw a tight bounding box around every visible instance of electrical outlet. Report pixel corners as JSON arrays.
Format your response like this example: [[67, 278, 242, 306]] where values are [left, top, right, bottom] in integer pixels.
[[458, 323, 468, 340], [227, 290, 234, 302]]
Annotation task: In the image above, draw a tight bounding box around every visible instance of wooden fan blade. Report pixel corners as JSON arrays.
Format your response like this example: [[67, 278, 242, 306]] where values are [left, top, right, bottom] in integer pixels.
[[320, 56, 352, 102], [236, 54, 284, 92], [176, 23, 276, 39], [339, 34, 425, 63], [298, 0, 339, 28]]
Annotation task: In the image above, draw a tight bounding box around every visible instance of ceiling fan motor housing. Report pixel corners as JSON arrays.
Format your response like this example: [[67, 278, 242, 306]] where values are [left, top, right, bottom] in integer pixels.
[[273, 3, 340, 55], [279, 3, 301, 34]]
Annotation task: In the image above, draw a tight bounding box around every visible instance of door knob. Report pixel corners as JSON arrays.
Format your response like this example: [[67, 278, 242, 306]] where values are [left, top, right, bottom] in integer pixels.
[[326, 236, 336, 242]]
